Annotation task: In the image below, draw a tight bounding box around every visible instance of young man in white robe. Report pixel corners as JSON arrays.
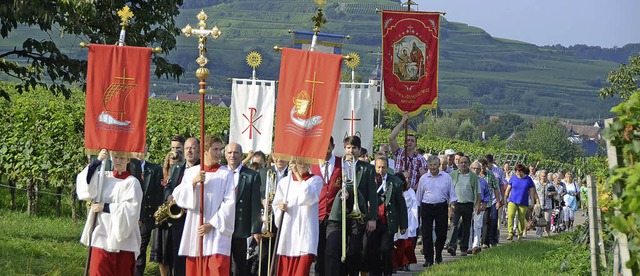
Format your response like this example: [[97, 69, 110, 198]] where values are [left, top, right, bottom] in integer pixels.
[[272, 158, 323, 276], [172, 136, 236, 275], [77, 149, 143, 276]]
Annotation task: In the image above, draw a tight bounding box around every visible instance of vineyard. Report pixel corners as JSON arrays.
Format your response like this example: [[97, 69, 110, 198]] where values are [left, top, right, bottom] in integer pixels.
[[0, 81, 604, 219]]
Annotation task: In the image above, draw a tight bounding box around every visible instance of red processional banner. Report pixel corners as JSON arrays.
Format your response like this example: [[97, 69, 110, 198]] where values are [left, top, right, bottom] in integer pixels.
[[273, 48, 343, 162], [84, 44, 152, 156], [382, 10, 440, 116]]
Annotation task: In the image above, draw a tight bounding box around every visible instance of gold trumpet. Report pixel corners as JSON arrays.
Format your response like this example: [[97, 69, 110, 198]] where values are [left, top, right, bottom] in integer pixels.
[[154, 201, 184, 224], [341, 153, 365, 263]]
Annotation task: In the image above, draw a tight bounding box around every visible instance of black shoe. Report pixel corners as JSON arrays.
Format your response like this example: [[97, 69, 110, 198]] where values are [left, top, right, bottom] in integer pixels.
[[435, 255, 442, 264], [447, 247, 456, 256], [423, 262, 433, 268]]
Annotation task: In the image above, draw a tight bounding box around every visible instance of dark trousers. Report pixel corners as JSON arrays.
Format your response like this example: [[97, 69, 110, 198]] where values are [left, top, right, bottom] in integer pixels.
[[170, 215, 187, 276], [362, 223, 393, 276], [315, 218, 328, 276], [481, 207, 491, 246], [488, 204, 499, 244], [135, 219, 154, 276], [421, 202, 448, 263], [447, 202, 473, 252], [231, 237, 249, 276], [326, 219, 365, 276]]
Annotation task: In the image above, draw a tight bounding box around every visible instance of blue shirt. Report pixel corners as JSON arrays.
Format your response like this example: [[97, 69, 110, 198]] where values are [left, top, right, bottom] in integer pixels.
[[508, 175, 535, 205], [479, 176, 491, 203]]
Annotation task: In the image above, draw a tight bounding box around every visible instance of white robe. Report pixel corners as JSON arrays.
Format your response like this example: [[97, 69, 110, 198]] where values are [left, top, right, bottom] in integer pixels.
[[172, 166, 236, 257], [395, 189, 419, 240], [272, 175, 322, 257], [76, 166, 143, 257]]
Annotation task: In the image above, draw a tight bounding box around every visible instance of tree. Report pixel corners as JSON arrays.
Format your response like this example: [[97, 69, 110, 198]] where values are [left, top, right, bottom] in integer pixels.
[[509, 119, 582, 163], [483, 113, 525, 140], [0, 0, 185, 100], [456, 119, 475, 142], [599, 54, 640, 100], [452, 103, 485, 125]]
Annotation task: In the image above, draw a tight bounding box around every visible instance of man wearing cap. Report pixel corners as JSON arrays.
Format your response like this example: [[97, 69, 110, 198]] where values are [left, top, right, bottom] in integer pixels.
[[444, 149, 456, 173]]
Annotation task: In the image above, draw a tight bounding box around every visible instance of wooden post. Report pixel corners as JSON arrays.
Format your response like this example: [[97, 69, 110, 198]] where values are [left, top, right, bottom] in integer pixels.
[[604, 118, 632, 276], [587, 175, 600, 276]]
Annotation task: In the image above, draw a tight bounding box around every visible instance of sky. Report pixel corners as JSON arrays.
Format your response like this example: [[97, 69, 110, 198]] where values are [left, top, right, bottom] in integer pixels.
[[414, 0, 640, 48]]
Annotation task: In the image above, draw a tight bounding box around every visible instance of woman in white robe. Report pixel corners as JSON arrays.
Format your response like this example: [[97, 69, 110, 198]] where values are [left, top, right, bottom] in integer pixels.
[[272, 159, 323, 276]]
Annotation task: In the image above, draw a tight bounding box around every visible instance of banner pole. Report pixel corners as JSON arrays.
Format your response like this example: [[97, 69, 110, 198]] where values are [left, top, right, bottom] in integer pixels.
[[83, 6, 133, 275]]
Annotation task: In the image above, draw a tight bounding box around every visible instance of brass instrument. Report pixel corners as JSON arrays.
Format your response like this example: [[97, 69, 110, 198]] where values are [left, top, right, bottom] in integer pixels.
[[154, 201, 184, 224], [341, 153, 365, 263], [259, 169, 277, 276]]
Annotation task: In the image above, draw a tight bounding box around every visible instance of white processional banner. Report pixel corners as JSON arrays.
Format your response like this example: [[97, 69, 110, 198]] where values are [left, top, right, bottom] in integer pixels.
[[332, 83, 374, 156], [230, 79, 276, 153]]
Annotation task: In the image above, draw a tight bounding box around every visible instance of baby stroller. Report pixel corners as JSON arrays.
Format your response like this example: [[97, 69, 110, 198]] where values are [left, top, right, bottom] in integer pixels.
[[550, 206, 565, 233]]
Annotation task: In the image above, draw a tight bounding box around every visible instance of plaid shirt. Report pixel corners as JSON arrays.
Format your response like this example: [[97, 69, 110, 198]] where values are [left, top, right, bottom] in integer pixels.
[[394, 148, 427, 189]]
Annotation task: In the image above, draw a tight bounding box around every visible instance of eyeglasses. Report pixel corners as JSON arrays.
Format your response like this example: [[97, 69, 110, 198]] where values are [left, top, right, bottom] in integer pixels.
[[470, 167, 481, 170]]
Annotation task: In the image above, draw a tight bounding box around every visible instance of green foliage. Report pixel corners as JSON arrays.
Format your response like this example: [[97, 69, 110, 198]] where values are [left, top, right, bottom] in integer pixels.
[[483, 113, 525, 140], [0, 0, 185, 100], [456, 119, 475, 141], [598, 54, 640, 273], [599, 54, 640, 100], [509, 119, 583, 163], [452, 103, 485, 126]]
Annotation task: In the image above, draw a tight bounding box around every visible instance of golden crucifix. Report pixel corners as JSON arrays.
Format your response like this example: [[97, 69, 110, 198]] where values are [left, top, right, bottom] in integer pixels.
[[180, 10, 221, 276]]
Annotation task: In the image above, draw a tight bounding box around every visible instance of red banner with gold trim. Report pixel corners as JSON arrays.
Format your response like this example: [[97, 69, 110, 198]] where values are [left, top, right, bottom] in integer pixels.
[[382, 10, 440, 116], [84, 44, 152, 156], [273, 48, 343, 162]]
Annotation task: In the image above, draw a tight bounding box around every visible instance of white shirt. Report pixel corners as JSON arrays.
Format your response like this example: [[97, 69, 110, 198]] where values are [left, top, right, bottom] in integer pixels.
[[173, 166, 236, 257], [76, 166, 143, 257], [272, 174, 323, 256], [321, 155, 336, 183]]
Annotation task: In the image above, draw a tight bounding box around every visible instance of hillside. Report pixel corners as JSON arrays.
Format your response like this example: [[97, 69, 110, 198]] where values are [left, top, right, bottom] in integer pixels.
[[0, 0, 630, 120]]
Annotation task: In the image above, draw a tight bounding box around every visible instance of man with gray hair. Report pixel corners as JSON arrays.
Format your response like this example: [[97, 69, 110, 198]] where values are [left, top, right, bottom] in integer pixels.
[[378, 144, 396, 170], [416, 155, 457, 267]]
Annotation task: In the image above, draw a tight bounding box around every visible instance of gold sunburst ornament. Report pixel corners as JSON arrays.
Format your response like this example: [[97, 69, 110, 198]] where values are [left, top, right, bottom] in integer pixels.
[[314, 0, 327, 8], [246, 51, 262, 69], [345, 52, 361, 70]]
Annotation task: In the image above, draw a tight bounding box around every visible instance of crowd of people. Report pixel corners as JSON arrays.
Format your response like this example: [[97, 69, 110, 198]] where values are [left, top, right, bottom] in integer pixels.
[[76, 112, 589, 276]]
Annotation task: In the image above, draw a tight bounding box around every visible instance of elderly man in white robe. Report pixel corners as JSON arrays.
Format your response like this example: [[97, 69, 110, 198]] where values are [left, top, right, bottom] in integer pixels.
[[77, 149, 143, 276], [272, 158, 323, 276], [172, 136, 236, 275]]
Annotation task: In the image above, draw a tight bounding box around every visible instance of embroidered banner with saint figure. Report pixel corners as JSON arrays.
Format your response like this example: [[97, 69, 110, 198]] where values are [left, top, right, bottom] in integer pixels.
[[84, 44, 152, 156], [273, 48, 343, 162], [382, 10, 440, 116]]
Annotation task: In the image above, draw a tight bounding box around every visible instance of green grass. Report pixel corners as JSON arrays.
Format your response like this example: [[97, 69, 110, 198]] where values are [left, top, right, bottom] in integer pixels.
[[0, 212, 162, 275], [417, 232, 589, 275]]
